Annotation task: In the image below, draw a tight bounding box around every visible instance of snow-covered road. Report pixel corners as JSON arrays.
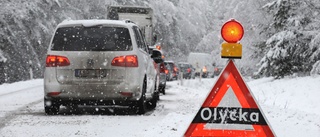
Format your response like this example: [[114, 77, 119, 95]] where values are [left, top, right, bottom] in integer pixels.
[[0, 77, 319, 137]]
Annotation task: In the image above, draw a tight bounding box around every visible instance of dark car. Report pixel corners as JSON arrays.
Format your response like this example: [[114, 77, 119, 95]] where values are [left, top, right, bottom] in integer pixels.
[[164, 61, 179, 81], [149, 48, 167, 95], [164, 63, 173, 81], [214, 66, 223, 76], [177, 62, 194, 79]]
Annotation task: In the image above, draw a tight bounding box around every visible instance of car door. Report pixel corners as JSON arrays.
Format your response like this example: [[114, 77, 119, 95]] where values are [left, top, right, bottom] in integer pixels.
[[133, 26, 155, 97]]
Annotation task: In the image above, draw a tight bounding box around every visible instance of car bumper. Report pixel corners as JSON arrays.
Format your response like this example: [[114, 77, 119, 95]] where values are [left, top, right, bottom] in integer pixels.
[[44, 81, 142, 102], [44, 96, 139, 106]]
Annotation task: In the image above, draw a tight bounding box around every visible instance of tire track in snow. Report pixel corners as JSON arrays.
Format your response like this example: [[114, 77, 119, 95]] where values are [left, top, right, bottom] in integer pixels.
[[0, 85, 42, 98], [0, 99, 43, 130]]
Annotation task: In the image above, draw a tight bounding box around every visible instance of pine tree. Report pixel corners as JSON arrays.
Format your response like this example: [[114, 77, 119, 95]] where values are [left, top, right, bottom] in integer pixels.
[[256, 0, 315, 78]]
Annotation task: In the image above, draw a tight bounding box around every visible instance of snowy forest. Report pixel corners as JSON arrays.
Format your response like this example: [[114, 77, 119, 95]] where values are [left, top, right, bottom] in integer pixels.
[[1, 0, 320, 84]]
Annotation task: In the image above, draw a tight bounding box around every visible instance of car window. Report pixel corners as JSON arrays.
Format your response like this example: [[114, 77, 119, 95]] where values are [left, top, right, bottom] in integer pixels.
[[138, 28, 148, 52], [51, 26, 132, 51], [133, 26, 148, 53]]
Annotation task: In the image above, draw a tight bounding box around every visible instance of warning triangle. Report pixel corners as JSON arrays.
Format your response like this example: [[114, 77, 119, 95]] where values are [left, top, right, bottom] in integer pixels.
[[184, 60, 275, 137], [218, 87, 242, 107]]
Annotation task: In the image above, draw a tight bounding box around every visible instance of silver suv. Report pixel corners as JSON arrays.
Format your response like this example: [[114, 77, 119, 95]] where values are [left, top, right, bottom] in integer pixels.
[[44, 20, 162, 115]]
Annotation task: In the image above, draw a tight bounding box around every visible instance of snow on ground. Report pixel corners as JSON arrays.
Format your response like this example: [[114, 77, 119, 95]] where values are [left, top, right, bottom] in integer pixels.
[[0, 79, 43, 96], [248, 76, 320, 137], [0, 76, 319, 137], [248, 76, 320, 115], [0, 79, 43, 120]]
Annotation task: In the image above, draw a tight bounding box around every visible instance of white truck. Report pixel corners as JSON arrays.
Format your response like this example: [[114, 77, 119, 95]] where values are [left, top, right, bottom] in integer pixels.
[[107, 6, 156, 46], [187, 52, 215, 78]]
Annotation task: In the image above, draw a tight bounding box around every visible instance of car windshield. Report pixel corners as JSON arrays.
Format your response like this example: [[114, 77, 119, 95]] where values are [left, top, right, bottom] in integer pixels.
[[51, 26, 132, 51]]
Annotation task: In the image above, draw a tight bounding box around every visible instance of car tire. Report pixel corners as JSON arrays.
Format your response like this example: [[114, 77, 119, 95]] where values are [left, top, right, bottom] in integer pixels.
[[156, 92, 160, 100], [136, 78, 147, 115], [44, 98, 60, 115], [148, 92, 158, 109], [160, 87, 166, 95]]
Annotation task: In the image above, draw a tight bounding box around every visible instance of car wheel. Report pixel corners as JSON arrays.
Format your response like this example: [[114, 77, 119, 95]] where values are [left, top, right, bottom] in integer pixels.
[[156, 92, 160, 100], [44, 98, 60, 115], [160, 87, 166, 95], [163, 88, 166, 95], [136, 78, 147, 114], [155, 81, 160, 101], [148, 92, 158, 109]]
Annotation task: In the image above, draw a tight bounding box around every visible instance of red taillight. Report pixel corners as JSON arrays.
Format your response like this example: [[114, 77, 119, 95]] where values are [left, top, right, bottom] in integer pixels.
[[160, 63, 166, 73], [174, 66, 178, 72], [46, 55, 70, 67], [165, 69, 169, 74], [47, 92, 61, 96], [111, 55, 138, 67], [187, 68, 191, 73], [156, 45, 161, 50]]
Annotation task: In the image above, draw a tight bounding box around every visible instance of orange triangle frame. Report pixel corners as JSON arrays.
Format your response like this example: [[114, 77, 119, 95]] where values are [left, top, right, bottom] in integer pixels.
[[184, 60, 275, 137]]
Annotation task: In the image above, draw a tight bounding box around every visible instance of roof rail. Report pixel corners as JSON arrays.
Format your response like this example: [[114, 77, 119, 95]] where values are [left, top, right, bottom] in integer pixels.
[[124, 19, 136, 24]]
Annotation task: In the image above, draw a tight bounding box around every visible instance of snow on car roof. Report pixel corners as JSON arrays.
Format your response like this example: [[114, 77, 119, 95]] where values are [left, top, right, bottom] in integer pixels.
[[188, 52, 211, 56], [177, 62, 190, 64], [164, 61, 175, 63], [57, 19, 133, 28]]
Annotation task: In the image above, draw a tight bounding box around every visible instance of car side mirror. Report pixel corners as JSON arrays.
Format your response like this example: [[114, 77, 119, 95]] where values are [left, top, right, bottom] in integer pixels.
[[151, 50, 163, 63]]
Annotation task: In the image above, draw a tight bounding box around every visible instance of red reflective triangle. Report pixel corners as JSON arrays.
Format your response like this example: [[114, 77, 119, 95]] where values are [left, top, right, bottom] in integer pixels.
[[184, 60, 275, 137]]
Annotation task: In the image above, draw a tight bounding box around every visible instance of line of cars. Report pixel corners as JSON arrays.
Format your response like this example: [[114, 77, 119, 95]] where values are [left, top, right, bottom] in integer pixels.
[[43, 19, 223, 115], [43, 5, 224, 116], [162, 61, 193, 81], [164, 60, 223, 80], [164, 61, 195, 80], [43, 11, 222, 115], [43, 6, 175, 115], [44, 20, 165, 115], [177, 62, 195, 79]]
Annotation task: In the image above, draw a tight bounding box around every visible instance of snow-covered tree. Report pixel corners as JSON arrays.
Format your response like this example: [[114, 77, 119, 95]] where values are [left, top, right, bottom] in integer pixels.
[[256, 0, 320, 78]]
